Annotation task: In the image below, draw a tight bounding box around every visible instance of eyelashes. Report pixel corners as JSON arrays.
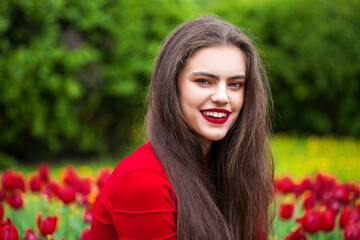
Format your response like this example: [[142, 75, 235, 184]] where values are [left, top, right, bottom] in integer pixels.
[[195, 79, 245, 88]]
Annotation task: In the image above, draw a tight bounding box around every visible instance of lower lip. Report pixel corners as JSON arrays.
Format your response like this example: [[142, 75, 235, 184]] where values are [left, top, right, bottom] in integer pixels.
[[201, 113, 231, 124]]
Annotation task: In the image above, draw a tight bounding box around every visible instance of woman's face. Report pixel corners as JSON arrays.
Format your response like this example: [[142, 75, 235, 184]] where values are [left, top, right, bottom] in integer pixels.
[[178, 45, 246, 154]]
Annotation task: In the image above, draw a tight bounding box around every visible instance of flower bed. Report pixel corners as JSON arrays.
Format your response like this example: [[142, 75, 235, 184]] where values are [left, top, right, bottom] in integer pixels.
[[275, 173, 360, 239], [1, 163, 359, 239]]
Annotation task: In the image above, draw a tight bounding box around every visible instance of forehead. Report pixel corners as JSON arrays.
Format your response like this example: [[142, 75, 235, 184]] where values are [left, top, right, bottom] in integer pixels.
[[182, 46, 247, 77]]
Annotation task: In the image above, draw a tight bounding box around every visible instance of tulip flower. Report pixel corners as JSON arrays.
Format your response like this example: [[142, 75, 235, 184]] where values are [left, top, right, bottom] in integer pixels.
[[13, 173, 25, 192], [279, 202, 295, 220], [344, 222, 360, 240], [276, 176, 296, 194], [283, 227, 308, 240], [340, 206, 351, 229], [62, 166, 79, 187], [298, 177, 313, 194], [38, 162, 50, 183], [29, 174, 42, 192], [83, 207, 93, 223], [5, 190, 23, 209], [1, 169, 15, 190], [44, 180, 60, 199], [24, 227, 38, 240], [97, 168, 112, 191], [36, 212, 58, 236], [76, 178, 91, 195], [348, 183, 360, 201], [57, 185, 76, 204], [79, 227, 91, 240], [319, 209, 336, 232], [313, 173, 336, 199], [302, 193, 316, 210], [326, 200, 341, 213], [334, 184, 350, 204], [0, 218, 19, 240], [296, 209, 321, 234]]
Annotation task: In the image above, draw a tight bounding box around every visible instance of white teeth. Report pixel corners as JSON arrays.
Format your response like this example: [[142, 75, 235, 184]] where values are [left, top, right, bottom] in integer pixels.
[[202, 111, 228, 118]]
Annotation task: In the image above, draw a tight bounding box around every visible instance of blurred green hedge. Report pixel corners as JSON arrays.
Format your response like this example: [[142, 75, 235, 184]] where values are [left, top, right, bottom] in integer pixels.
[[1, 0, 359, 162], [0, 0, 194, 162]]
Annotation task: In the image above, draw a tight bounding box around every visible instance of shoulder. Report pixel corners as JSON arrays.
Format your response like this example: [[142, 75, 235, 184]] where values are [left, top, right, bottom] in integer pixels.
[[113, 169, 176, 213], [101, 142, 175, 209]]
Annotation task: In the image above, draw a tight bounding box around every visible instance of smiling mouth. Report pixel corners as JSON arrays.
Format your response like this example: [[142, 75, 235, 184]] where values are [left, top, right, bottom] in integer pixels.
[[201, 111, 229, 118], [200, 109, 231, 124]]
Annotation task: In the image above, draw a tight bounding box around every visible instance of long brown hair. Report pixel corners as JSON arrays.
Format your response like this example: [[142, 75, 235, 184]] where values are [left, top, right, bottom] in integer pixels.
[[146, 16, 274, 239]]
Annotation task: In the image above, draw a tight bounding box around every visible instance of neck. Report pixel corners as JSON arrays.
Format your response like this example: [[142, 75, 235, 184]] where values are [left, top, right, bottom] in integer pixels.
[[198, 137, 213, 157]]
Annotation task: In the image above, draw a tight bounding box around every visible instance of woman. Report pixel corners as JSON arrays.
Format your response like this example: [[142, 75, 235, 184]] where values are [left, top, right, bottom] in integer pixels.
[[91, 16, 274, 240]]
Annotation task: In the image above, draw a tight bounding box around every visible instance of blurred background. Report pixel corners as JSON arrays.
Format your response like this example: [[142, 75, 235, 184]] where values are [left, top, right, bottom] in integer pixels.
[[1, 0, 359, 177]]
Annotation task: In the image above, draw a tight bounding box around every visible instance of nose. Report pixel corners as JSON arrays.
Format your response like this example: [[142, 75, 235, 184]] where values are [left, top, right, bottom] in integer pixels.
[[210, 83, 229, 105]]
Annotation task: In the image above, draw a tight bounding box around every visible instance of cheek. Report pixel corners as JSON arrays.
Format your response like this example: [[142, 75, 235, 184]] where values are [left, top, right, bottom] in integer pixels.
[[231, 91, 245, 110]]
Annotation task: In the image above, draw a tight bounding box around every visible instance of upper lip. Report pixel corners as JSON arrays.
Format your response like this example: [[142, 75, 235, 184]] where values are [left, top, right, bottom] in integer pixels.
[[200, 108, 231, 113]]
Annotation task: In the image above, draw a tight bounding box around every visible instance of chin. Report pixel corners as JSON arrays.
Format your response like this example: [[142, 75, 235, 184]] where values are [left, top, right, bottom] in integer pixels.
[[207, 134, 227, 142]]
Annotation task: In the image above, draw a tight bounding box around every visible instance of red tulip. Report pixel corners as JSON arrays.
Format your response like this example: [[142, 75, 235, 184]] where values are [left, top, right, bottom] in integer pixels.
[[97, 168, 112, 191], [38, 162, 50, 183], [13, 173, 25, 192], [62, 166, 79, 187], [5, 190, 23, 209], [302, 193, 316, 210], [350, 208, 360, 223], [313, 172, 336, 199], [340, 206, 360, 229], [276, 176, 296, 194], [279, 202, 295, 220], [83, 208, 93, 223], [348, 183, 360, 201], [326, 200, 341, 213], [76, 178, 91, 195], [0, 203, 3, 220], [23, 227, 38, 240], [36, 212, 58, 236], [298, 177, 313, 193], [340, 206, 352, 229], [44, 180, 60, 199], [1, 169, 15, 190], [334, 184, 350, 204], [57, 185, 76, 204], [283, 227, 308, 240], [79, 226, 91, 240], [344, 222, 360, 240], [296, 209, 321, 234], [0, 218, 19, 240], [29, 174, 42, 192], [319, 209, 336, 232]]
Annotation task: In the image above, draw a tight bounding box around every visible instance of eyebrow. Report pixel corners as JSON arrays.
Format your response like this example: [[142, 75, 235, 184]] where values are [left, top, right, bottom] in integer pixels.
[[191, 71, 246, 81]]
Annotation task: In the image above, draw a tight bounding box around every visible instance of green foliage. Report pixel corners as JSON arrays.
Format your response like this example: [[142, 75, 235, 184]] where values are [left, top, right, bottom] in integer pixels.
[[1, 0, 360, 161], [205, 0, 360, 135], [0, 0, 194, 160]]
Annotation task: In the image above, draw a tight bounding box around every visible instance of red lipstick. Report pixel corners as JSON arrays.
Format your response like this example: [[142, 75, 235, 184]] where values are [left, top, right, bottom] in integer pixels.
[[200, 108, 231, 124]]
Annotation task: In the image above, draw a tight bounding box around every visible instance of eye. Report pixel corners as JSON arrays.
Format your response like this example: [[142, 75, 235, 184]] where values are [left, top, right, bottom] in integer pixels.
[[195, 79, 211, 85], [229, 82, 245, 88]]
